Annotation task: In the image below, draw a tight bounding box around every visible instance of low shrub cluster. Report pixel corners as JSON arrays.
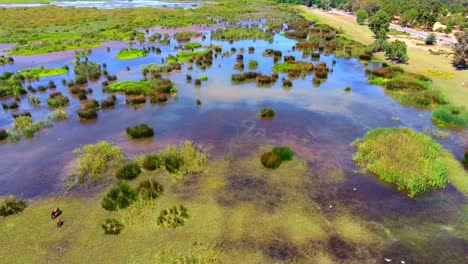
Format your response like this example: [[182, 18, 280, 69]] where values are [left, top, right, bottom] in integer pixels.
[[432, 105, 468, 128], [260, 146, 293, 169], [137, 179, 164, 200], [115, 163, 141, 180], [47, 92, 69, 108], [116, 48, 149, 60], [258, 108, 275, 119], [102, 182, 138, 211], [231, 72, 258, 82], [101, 95, 117, 108], [157, 205, 189, 228], [102, 218, 124, 235], [272, 61, 314, 77], [126, 124, 154, 139], [256, 73, 278, 84], [0, 196, 26, 217], [352, 128, 448, 197], [66, 141, 124, 187]]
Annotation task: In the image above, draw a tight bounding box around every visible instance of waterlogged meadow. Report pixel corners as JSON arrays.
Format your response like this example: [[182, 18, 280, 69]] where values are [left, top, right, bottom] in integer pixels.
[[0, 1, 467, 263]]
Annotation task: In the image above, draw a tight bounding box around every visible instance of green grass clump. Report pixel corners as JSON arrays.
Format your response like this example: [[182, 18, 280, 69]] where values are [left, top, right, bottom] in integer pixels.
[[116, 48, 149, 60], [73, 59, 101, 82], [47, 92, 69, 108], [0, 72, 27, 97], [12, 116, 36, 138], [101, 218, 123, 235], [432, 105, 468, 128], [66, 141, 125, 188], [157, 205, 189, 228], [107, 79, 176, 96], [184, 42, 202, 49], [353, 128, 448, 197], [102, 182, 138, 211], [258, 108, 275, 119], [0, 196, 26, 217], [0, 55, 14, 65], [198, 75, 208, 81], [141, 63, 181, 74], [115, 163, 141, 180], [126, 124, 154, 139], [17, 66, 68, 80], [169, 50, 211, 63], [141, 154, 162, 171], [248, 59, 258, 70], [272, 61, 313, 73], [137, 179, 164, 200], [260, 146, 294, 169]]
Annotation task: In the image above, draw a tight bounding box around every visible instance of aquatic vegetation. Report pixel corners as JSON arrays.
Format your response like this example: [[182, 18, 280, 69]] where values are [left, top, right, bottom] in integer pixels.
[[353, 128, 448, 197], [27, 95, 40, 106], [231, 72, 258, 82], [137, 179, 164, 200], [141, 63, 181, 74], [47, 92, 69, 108], [77, 108, 97, 119], [2, 101, 19, 110], [211, 25, 273, 41], [66, 141, 124, 187], [198, 75, 208, 81], [75, 49, 92, 57], [248, 59, 259, 70], [126, 124, 154, 139], [0, 196, 26, 217], [256, 74, 278, 84], [196, 99, 202, 106], [12, 116, 36, 138], [260, 146, 294, 169], [101, 95, 117, 108], [0, 55, 14, 65], [73, 59, 101, 82], [126, 95, 146, 105], [0, 130, 7, 141], [464, 150, 468, 165], [258, 108, 275, 119], [283, 79, 292, 87], [102, 182, 138, 211], [49, 109, 69, 121], [108, 79, 176, 96], [17, 66, 68, 81], [314, 62, 329, 79], [157, 205, 189, 228], [0, 72, 27, 98], [116, 48, 149, 60], [168, 50, 212, 63], [102, 218, 123, 235], [432, 105, 468, 128], [174, 32, 202, 42], [233, 62, 244, 70], [194, 79, 201, 86], [272, 61, 314, 75], [115, 163, 141, 180], [184, 42, 202, 49]]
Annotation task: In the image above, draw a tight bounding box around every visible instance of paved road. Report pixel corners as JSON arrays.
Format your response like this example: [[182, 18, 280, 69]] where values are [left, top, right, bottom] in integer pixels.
[[323, 8, 456, 45]]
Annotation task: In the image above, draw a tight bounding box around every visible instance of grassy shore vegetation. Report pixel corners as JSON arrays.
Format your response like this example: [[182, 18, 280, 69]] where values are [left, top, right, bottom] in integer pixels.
[[167, 50, 212, 63], [0, 0, 293, 55], [0, 55, 14, 65], [116, 48, 149, 60], [107, 79, 177, 96], [18, 66, 68, 79], [432, 104, 468, 129], [353, 128, 448, 197]]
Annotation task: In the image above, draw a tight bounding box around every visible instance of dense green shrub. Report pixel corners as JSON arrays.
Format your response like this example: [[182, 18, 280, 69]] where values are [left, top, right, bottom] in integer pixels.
[[352, 128, 448, 197], [126, 124, 154, 139], [432, 104, 468, 128], [12, 116, 36, 138], [115, 163, 141, 180], [260, 146, 294, 169], [157, 205, 189, 228], [102, 218, 124, 235], [0, 196, 26, 217], [464, 150, 468, 165], [66, 141, 124, 187], [47, 92, 69, 108], [77, 108, 97, 120], [102, 182, 138, 211], [258, 108, 275, 119], [141, 154, 162, 171], [137, 179, 164, 200], [425, 34, 437, 45], [0, 129, 7, 141], [101, 95, 116, 108]]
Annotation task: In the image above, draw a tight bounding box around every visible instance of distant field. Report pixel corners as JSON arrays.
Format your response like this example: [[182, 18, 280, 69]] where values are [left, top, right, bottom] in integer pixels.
[[300, 6, 468, 108]]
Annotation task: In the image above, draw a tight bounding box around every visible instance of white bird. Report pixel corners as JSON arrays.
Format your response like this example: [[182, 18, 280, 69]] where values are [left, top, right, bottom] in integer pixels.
[[329, 205, 333, 209], [401, 261, 405, 264], [353, 188, 357, 191], [384, 258, 392, 262]]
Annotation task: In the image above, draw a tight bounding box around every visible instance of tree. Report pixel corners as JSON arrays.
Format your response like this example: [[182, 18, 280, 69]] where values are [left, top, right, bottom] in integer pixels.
[[356, 9, 368, 25], [425, 33, 437, 45], [385, 40, 409, 63], [368, 10, 390, 39], [453, 30, 467, 69]]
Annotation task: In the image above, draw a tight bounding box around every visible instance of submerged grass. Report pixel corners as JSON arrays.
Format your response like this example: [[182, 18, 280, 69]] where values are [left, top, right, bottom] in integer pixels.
[[353, 127, 448, 197]]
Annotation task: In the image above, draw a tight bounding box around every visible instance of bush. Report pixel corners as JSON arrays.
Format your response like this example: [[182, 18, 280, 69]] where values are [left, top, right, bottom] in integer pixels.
[[137, 179, 164, 199], [66, 141, 124, 187], [464, 150, 468, 165], [101, 95, 116, 108], [47, 92, 69, 108], [126, 95, 146, 105], [248, 60, 258, 69], [28, 95, 40, 105], [0, 196, 26, 217], [126, 124, 154, 139], [157, 205, 189, 228], [260, 146, 293, 169], [115, 163, 141, 180], [12, 116, 36, 138], [345, 86, 351, 92], [425, 33, 437, 45], [77, 108, 97, 120], [102, 218, 123, 235], [0, 129, 7, 141], [141, 154, 162, 171], [102, 182, 138, 211], [352, 128, 447, 197], [258, 108, 275, 119], [158, 141, 208, 181], [49, 109, 69, 121], [432, 104, 468, 128]]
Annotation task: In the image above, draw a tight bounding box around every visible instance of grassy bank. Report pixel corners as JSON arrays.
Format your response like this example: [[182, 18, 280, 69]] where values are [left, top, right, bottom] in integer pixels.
[[299, 7, 467, 108]]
